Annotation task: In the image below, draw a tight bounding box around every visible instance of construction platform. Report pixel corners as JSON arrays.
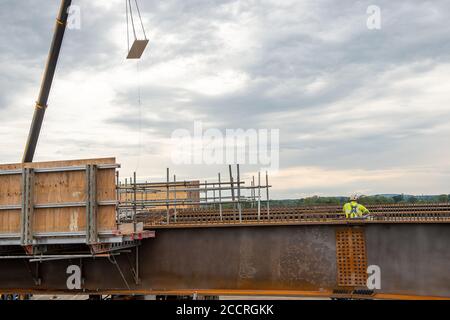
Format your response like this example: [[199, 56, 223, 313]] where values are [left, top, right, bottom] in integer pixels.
[[1, 158, 449, 299], [0, 158, 153, 251]]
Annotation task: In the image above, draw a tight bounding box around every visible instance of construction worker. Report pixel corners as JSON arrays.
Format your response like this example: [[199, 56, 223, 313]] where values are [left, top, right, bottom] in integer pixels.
[[343, 194, 370, 219]]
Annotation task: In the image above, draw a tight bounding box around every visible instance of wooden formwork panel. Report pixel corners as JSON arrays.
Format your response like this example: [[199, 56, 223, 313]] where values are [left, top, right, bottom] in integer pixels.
[[30, 206, 115, 233], [0, 210, 20, 233], [0, 158, 117, 234], [0, 173, 21, 233]]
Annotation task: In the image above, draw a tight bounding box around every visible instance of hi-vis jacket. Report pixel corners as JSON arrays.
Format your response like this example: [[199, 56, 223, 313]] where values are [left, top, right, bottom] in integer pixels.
[[343, 201, 369, 218]]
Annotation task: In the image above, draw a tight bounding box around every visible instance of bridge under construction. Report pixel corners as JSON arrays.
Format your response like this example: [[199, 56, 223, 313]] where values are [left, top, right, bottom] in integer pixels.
[[1, 0, 449, 301], [0, 158, 449, 300]]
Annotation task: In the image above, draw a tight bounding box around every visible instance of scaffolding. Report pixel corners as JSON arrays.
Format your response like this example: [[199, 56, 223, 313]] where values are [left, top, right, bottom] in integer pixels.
[[117, 164, 272, 225]]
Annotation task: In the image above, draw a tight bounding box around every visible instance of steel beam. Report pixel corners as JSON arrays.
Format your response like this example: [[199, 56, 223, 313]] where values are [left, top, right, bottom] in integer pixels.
[[0, 224, 449, 298]]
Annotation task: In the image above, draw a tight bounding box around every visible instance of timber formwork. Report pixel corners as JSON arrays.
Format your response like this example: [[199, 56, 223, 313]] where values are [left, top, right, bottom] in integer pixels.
[[0, 158, 152, 249]]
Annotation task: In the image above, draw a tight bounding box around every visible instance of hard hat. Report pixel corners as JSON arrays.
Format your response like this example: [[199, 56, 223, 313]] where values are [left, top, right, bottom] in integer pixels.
[[349, 193, 359, 201]]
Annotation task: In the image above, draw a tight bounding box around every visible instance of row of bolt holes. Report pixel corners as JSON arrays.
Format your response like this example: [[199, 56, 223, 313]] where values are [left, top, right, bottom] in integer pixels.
[[337, 236, 366, 281], [337, 234, 366, 284]]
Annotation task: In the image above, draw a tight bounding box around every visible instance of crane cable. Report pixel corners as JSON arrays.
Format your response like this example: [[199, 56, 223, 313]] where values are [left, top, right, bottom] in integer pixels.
[[134, 0, 147, 40], [126, 0, 129, 51], [126, 0, 146, 171], [126, 0, 147, 51], [135, 59, 142, 172]]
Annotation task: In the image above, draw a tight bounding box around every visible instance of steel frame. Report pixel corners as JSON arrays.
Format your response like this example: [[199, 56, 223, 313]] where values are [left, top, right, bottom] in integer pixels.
[[86, 164, 98, 244], [20, 168, 35, 246]]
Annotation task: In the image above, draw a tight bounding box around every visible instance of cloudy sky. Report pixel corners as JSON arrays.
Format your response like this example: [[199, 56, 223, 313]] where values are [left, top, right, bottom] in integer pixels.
[[1, 0, 450, 199]]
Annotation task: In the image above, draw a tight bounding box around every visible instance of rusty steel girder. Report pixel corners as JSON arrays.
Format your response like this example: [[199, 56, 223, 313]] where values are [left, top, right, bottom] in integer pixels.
[[0, 224, 449, 299]]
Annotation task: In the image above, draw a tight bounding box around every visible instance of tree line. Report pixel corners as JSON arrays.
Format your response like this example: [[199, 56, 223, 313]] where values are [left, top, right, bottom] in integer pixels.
[[267, 194, 450, 207]]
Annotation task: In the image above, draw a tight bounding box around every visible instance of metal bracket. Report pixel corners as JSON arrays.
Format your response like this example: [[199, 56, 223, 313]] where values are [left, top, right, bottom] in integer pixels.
[[86, 165, 98, 245], [135, 246, 140, 285], [20, 168, 35, 247], [24, 261, 41, 286], [108, 255, 131, 290], [90, 240, 140, 255], [125, 246, 140, 285], [32, 245, 48, 255]]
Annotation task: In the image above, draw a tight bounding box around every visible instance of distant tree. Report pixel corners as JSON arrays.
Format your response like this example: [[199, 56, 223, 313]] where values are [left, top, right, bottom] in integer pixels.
[[393, 194, 404, 203], [409, 196, 418, 204], [267, 193, 448, 208]]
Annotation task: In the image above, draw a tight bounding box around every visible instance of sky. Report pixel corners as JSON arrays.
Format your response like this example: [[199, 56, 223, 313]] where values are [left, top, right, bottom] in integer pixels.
[[1, 0, 450, 199]]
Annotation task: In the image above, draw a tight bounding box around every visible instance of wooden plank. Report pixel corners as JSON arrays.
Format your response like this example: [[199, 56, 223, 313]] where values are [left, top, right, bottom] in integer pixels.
[[98, 206, 116, 231], [0, 171, 22, 234], [0, 175, 21, 205], [118, 222, 144, 235], [34, 208, 85, 233], [34, 171, 86, 204], [0, 210, 20, 233], [0, 157, 116, 171]]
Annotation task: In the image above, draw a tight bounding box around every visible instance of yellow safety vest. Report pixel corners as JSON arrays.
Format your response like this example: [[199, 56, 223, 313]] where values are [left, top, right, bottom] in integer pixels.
[[343, 201, 369, 218]]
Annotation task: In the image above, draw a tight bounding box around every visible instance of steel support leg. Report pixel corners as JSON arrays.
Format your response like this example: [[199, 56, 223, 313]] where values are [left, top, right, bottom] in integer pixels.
[[20, 168, 35, 247], [86, 165, 98, 244]]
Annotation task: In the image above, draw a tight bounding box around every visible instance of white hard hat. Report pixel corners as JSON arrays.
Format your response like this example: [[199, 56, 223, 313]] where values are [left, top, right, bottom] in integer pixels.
[[349, 193, 359, 201]]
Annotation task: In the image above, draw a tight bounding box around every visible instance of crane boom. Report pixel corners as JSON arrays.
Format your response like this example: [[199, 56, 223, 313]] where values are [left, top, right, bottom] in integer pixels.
[[22, 0, 72, 163]]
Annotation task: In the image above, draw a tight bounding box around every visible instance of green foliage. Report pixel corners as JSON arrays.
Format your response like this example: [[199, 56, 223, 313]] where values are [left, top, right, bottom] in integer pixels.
[[268, 194, 450, 207], [358, 195, 394, 205], [392, 194, 404, 203], [268, 196, 346, 207]]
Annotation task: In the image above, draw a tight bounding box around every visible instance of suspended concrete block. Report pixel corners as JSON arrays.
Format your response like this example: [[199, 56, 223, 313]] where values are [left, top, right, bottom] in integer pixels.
[[127, 39, 149, 59]]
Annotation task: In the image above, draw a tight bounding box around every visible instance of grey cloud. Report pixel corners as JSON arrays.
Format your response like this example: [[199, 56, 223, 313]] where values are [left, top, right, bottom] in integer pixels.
[[2, 0, 450, 196], [114, 0, 450, 127]]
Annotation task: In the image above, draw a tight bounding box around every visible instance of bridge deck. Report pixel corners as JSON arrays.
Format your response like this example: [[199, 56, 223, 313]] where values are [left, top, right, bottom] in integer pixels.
[[138, 204, 450, 228], [1, 204, 449, 299]]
